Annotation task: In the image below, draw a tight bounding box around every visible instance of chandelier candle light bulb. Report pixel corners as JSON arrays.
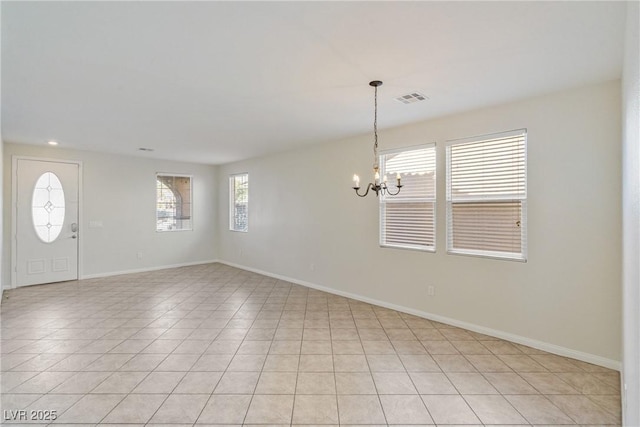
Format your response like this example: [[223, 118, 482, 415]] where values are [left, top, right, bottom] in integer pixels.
[[352, 80, 403, 197]]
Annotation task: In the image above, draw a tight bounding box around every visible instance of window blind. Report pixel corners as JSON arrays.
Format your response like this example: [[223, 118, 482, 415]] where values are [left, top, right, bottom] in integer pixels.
[[446, 130, 526, 260], [380, 144, 436, 251]]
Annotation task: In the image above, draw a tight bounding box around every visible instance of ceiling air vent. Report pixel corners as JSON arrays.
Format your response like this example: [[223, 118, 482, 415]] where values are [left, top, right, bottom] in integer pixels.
[[395, 92, 429, 104]]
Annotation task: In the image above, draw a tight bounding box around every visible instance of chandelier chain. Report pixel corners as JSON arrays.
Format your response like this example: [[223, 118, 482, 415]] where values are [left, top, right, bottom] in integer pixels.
[[373, 84, 378, 167]]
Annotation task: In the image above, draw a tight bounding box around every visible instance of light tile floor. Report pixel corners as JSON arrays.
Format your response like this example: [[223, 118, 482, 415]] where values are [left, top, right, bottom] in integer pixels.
[[0, 263, 621, 426]]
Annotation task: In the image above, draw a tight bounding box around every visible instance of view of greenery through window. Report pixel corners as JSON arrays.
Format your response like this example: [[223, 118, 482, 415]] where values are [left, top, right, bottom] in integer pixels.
[[230, 173, 248, 232]]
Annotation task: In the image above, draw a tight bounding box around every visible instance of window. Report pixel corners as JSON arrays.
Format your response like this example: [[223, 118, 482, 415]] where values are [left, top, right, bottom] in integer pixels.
[[446, 129, 527, 260], [32, 172, 65, 243], [156, 174, 192, 231], [380, 144, 436, 251], [230, 173, 248, 232]]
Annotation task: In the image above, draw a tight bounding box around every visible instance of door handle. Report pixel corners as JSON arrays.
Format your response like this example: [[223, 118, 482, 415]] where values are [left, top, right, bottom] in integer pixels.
[[71, 235, 77, 239], [71, 223, 78, 232]]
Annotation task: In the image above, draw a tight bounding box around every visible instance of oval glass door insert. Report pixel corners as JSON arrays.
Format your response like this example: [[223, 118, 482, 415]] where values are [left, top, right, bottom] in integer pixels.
[[32, 172, 65, 243]]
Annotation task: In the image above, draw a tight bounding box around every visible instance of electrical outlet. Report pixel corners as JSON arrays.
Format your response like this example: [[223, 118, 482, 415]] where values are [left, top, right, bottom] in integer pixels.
[[137, 252, 143, 259], [239, 249, 243, 256], [310, 263, 315, 271], [427, 285, 435, 296]]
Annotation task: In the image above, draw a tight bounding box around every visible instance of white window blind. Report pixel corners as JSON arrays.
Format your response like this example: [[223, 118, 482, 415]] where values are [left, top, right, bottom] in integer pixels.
[[380, 144, 436, 251], [156, 174, 192, 232], [229, 173, 248, 232], [446, 129, 527, 260]]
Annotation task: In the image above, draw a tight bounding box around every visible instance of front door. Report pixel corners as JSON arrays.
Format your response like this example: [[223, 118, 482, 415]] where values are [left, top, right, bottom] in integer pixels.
[[14, 159, 79, 287]]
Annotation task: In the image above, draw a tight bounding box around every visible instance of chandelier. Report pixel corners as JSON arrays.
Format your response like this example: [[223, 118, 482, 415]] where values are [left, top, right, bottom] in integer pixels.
[[352, 80, 402, 197]]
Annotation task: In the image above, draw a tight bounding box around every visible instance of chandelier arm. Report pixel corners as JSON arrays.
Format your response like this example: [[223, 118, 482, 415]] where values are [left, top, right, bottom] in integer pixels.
[[353, 183, 373, 197], [385, 185, 403, 196]]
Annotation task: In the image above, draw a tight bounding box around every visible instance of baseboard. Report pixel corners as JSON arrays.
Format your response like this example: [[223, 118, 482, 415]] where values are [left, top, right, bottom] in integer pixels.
[[217, 259, 621, 371], [80, 259, 220, 280]]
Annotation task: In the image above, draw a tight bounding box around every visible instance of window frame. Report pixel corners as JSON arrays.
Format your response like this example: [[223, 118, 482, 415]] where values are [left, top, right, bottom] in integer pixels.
[[156, 173, 193, 232], [445, 129, 527, 261], [379, 142, 437, 252], [229, 172, 249, 233]]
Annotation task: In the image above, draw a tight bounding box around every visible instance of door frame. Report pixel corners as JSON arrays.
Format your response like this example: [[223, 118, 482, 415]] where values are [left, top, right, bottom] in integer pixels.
[[11, 156, 84, 289]]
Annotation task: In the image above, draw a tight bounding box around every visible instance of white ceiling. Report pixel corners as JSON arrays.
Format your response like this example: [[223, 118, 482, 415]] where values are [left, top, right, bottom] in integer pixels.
[[1, 1, 626, 165]]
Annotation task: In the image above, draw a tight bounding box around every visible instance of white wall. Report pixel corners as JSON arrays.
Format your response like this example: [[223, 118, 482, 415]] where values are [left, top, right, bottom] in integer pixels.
[[217, 81, 622, 367], [2, 144, 218, 286], [0, 136, 3, 291], [0, 137, 3, 291], [622, 1, 640, 424]]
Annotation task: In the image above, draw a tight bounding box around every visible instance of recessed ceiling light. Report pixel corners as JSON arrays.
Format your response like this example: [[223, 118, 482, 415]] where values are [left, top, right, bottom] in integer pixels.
[[138, 147, 154, 152], [47, 140, 59, 146]]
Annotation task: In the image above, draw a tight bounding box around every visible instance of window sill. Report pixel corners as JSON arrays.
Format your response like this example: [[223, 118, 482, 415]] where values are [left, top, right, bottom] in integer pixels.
[[447, 248, 527, 262], [380, 243, 435, 253]]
